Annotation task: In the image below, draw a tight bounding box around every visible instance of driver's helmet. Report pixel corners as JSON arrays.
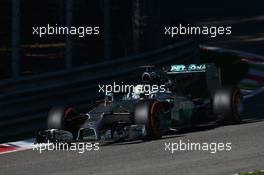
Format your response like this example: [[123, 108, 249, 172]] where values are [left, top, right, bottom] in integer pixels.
[[132, 85, 144, 99], [105, 92, 114, 101]]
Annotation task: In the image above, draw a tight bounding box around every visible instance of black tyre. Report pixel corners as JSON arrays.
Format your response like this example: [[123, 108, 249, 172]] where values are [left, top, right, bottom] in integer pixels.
[[47, 106, 76, 130], [213, 87, 243, 124], [134, 100, 164, 139]]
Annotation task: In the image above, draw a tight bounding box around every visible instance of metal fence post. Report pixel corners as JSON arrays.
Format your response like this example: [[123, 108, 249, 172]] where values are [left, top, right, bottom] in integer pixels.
[[65, 0, 73, 69], [12, 0, 20, 78], [104, 0, 111, 60]]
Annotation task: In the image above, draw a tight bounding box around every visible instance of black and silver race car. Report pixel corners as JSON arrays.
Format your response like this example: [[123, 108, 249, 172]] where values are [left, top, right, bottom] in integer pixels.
[[36, 63, 244, 143]]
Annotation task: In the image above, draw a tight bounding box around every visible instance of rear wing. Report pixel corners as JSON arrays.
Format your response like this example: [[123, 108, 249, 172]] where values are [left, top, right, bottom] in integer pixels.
[[166, 64, 206, 74], [164, 63, 222, 95]]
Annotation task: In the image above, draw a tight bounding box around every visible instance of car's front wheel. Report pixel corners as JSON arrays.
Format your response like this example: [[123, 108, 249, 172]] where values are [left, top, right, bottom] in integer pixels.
[[134, 100, 164, 139], [47, 106, 76, 130]]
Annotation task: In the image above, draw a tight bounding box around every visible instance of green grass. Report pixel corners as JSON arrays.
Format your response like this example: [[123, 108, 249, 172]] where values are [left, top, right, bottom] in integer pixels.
[[240, 171, 264, 175], [239, 82, 263, 90], [200, 50, 250, 85]]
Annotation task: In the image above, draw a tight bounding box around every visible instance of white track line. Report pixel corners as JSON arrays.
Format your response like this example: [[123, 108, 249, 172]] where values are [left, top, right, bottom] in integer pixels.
[[244, 87, 264, 99]]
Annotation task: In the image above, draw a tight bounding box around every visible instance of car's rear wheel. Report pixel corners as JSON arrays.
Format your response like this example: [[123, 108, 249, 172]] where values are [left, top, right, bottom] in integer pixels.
[[134, 100, 164, 139], [213, 87, 243, 124]]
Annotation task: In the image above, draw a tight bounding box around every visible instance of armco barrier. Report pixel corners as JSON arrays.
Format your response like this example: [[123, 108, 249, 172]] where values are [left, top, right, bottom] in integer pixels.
[[0, 39, 199, 142]]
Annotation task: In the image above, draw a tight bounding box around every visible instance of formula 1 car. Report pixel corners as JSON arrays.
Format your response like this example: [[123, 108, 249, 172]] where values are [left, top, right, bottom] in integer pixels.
[[36, 63, 244, 143]]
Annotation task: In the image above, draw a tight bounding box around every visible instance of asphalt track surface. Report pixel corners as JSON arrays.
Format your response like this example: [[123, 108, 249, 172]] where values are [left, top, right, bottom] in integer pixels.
[[1, 92, 263, 175]]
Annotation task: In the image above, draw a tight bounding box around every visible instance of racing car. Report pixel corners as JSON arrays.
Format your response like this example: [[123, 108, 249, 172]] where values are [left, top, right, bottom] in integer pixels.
[[36, 63, 244, 143]]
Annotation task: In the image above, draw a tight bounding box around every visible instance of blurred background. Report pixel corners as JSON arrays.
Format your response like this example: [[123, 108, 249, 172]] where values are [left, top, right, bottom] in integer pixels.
[[1, 0, 263, 80]]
